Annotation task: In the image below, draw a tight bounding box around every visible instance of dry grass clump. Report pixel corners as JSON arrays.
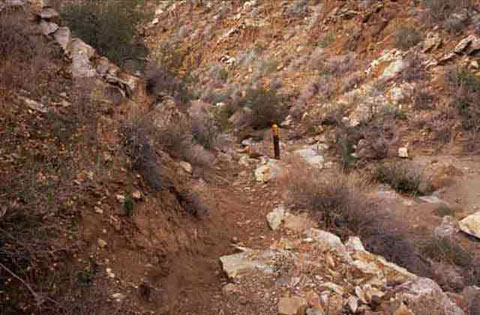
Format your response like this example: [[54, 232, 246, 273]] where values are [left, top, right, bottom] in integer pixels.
[[122, 110, 217, 180], [373, 161, 432, 196]]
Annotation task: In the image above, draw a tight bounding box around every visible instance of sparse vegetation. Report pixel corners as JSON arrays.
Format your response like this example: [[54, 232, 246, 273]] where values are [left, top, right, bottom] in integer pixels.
[[62, 0, 149, 71], [373, 162, 432, 195]]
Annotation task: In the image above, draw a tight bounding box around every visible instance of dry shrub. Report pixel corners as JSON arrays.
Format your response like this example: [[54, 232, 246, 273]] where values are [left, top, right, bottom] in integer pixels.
[[395, 26, 422, 51], [373, 161, 432, 195], [0, 11, 62, 96], [421, 237, 473, 268], [145, 63, 194, 106], [446, 67, 480, 133], [122, 111, 216, 179], [399, 54, 429, 83], [285, 165, 378, 233], [62, 0, 149, 71], [412, 85, 436, 110], [285, 166, 431, 277], [239, 87, 287, 129], [420, 0, 473, 33], [324, 104, 401, 169]]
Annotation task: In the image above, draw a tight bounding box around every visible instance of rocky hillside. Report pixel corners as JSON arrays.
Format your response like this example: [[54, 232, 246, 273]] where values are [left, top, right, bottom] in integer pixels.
[[1, 0, 480, 314]]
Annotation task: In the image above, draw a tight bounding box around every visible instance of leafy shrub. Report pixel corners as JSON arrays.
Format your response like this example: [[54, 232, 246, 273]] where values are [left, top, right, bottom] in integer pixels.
[[395, 26, 422, 50], [374, 162, 431, 195], [240, 87, 287, 129], [62, 0, 149, 71]]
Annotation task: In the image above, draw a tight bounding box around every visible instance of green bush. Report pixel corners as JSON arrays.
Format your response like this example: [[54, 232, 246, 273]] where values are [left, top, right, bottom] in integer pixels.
[[62, 0, 149, 71], [240, 87, 287, 129]]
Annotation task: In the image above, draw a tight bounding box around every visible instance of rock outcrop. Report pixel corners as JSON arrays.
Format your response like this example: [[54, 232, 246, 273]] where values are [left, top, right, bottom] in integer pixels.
[[220, 228, 462, 314]]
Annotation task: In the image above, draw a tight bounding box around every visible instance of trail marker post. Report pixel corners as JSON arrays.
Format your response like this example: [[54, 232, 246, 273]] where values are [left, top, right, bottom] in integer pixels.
[[272, 123, 280, 160]]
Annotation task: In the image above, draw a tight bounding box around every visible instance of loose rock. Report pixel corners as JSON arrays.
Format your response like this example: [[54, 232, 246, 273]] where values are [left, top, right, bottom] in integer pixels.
[[459, 211, 480, 239]]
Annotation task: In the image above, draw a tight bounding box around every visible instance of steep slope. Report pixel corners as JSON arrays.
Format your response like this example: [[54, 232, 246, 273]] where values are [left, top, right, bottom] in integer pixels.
[[2, 0, 480, 314]]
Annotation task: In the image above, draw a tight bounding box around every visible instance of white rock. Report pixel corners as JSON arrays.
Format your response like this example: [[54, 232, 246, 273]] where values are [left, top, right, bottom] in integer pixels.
[[347, 295, 359, 313], [116, 194, 125, 203], [53, 27, 71, 52], [304, 228, 348, 256], [97, 239, 107, 248], [19, 96, 47, 113], [266, 205, 287, 230], [254, 160, 283, 182], [71, 38, 96, 78], [94, 206, 103, 214], [459, 211, 480, 239], [381, 59, 407, 81], [179, 161, 193, 174], [398, 147, 409, 158], [219, 249, 281, 279], [111, 293, 126, 302], [435, 216, 458, 239], [294, 148, 324, 168], [37, 7, 59, 19], [39, 20, 58, 35], [345, 236, 365, 252]]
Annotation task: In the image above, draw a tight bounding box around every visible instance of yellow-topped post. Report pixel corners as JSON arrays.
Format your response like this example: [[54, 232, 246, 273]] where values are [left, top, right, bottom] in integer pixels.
[[272, 123, 280, 160]]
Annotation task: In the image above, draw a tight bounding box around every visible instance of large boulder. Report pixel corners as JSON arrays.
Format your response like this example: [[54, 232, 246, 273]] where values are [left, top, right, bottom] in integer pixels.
[[71, 38, 96, 78]]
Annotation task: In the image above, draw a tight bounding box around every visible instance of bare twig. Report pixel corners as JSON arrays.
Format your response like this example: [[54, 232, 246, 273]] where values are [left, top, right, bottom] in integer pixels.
[[0, 262, 44, 306]]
